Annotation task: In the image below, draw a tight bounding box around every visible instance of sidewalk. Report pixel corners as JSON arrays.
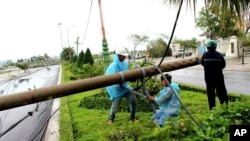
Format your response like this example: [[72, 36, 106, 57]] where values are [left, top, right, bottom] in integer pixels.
[[224, 56, 250, 72]]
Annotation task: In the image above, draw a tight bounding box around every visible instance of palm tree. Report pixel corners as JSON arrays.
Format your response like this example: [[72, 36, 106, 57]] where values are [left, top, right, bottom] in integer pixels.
[[162, 0, 250, 65], [162, 0, 250, 24], [60, 47, 75, 61]]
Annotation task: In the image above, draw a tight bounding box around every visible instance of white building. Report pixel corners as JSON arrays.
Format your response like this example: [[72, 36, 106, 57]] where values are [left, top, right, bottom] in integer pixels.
[[198, 34, 245, 57]]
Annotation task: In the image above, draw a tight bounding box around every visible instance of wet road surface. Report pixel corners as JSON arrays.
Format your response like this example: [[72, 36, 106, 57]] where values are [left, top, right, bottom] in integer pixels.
[[0, 65, 60, 141], [153, 56, 250, 95], [171, 68, 250, 95]]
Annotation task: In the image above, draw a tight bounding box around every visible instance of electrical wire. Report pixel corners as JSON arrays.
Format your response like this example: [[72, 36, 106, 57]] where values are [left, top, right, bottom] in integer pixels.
[[80, 0, 93, 48], [157, 0, 184, 67], [122, 0, 203, 130], [28, 99, 80, 141], [1, 79, 16, 94], [132, 0, 184, 91], [0, 67, 58, 140], [0, 104, 39, 138], [0, 99, 50, 140], [123, 0, 185, 113], [27, 101, 52, 141], [0, 75, 44, 139]]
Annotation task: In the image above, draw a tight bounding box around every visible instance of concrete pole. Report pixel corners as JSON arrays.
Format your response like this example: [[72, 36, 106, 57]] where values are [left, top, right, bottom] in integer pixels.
[[98, 0, 110, 73], [0, 57, 200, 111], [66, 27, 71, 60], [76, 36, 79, 55]]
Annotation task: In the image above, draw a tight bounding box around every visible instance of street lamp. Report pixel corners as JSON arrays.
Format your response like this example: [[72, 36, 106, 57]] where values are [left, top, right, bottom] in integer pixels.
[[57, 23, 63, 50]]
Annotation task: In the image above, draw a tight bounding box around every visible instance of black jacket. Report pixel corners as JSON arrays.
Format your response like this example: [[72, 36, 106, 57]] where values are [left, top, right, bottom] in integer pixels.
[[201, 50, 226, 82]]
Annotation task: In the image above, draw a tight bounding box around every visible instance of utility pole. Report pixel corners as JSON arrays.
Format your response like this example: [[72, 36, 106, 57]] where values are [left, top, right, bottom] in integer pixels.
[[0, 56, 201, 111], [98, 0, 110, 73], [64, 25, 76, 60], [76, 36, 80, 56], [66, 27, 71, 60]]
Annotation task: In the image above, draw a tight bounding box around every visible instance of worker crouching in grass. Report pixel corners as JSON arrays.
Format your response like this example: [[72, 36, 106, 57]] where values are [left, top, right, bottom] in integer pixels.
[[148, 73, 181, 127]]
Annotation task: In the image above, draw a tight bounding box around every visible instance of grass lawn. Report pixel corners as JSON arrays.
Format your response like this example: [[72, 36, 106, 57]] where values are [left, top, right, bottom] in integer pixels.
[[59, 64, 250, 141], [59, 87, 244, 141]]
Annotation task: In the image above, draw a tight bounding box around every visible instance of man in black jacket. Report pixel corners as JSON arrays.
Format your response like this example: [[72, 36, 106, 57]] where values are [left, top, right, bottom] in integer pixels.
[[201, 40, 228, 110]]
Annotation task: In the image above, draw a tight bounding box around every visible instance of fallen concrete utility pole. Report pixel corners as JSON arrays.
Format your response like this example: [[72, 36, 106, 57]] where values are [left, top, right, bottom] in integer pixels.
[[0, 57, 201, 111]]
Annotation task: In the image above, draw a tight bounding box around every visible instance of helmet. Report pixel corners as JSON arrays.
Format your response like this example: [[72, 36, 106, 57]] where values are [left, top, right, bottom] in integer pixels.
[[206, 40, 217, 48], [116, 48, 128, 57]]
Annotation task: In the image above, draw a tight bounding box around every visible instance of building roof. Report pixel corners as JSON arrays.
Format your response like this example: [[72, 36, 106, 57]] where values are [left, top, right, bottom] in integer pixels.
[[199, 31, 209, 37]]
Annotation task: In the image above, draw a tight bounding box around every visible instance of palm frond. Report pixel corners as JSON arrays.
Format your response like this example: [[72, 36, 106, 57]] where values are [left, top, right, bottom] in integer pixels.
[[162, 0, 250, 26], [161, 0, 197, 15]]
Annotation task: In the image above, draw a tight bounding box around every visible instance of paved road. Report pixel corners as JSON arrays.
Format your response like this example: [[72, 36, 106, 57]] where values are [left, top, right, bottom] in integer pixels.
[[171, 69, 250, 95], [153, 56, 250, 95], [0, 65, 60, 141]]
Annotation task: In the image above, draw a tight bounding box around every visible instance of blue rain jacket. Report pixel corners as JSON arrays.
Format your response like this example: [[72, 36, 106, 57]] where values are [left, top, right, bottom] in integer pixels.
[[154, 83, 181, 116], [199, 45, 206, 54], [105, 54, 131, 100]]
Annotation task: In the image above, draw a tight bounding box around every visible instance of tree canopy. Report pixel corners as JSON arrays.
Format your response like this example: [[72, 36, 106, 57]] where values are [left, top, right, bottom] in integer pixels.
[[60, 47, 75, 61], [147, 37, 171, 58], [77, 50, 85, 67], [162, 0, 250, 25], [83, 48, 94, 65], [173, 38, 198, 49], [196, 7, 243, 39]]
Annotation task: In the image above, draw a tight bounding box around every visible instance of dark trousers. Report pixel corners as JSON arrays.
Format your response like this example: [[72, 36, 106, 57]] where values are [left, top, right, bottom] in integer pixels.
[[206, 78, 228, 110]]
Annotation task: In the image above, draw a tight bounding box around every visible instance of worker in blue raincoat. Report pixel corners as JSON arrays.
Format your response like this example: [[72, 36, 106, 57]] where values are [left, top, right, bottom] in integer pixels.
[[105, 48, 137, 124], [148, 73, 181, 127]]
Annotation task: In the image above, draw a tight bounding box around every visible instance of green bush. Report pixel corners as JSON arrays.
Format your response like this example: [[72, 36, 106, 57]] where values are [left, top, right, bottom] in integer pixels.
[[79, 93, 157, 112]]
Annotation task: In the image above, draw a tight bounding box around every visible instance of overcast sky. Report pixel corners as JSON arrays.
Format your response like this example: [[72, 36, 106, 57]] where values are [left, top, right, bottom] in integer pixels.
[[0, 0, 204, 61]]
